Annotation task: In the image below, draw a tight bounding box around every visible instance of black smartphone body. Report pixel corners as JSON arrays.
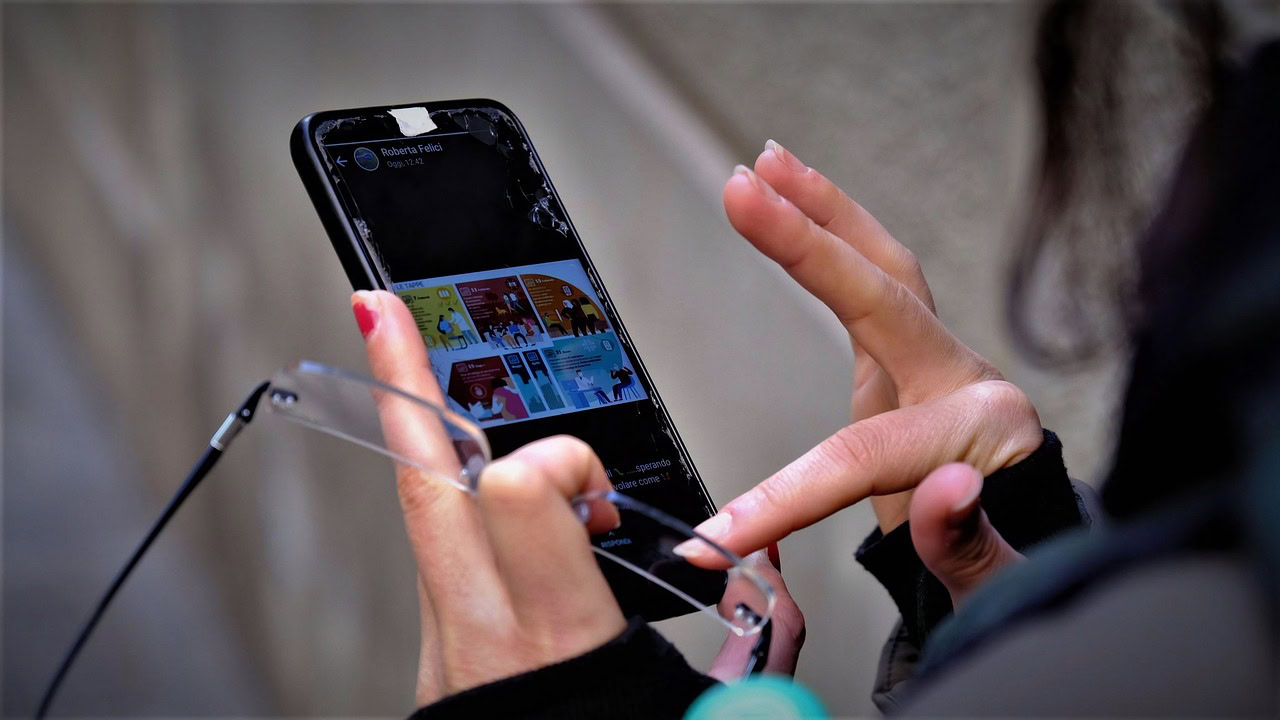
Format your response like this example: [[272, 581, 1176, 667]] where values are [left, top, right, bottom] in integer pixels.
[[292, 99, 718, 621]]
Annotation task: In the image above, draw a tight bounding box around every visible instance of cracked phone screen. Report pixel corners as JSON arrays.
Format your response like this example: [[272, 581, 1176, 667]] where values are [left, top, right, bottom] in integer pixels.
[[308, 101, 718, 620]]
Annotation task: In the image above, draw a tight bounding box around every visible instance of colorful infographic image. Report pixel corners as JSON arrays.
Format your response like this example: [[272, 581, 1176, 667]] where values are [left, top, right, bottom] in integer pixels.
[[398, 284, 480, 352], [521, 272, 611, 338], [393, 259, 646, 427], [502, 350, 565, 414], [447, 357, 529, 422], [455, 277, 547, 350], [543, 332, 644, 408]]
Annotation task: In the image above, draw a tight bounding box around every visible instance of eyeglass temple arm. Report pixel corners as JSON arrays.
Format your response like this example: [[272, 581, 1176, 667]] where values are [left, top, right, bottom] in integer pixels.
[[36, 380, 271, 719], [743, 618, 773, 676]]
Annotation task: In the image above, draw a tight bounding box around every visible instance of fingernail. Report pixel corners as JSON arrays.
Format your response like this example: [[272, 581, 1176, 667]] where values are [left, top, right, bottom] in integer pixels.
[[766, 139, 808, 174], [671, 539, 700, 559], [672, 512, 732, 559], [694, 512, 733, 540], [576, 502, 591, 525], [732, 164, 782, 203], [352, 291, 381, 339], [949, 472, 984, 521]]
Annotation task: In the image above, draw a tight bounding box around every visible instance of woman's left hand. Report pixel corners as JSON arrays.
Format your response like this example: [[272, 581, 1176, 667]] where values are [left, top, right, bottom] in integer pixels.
[[680, 142, 1045, 563], [353, 290, 627, 705]]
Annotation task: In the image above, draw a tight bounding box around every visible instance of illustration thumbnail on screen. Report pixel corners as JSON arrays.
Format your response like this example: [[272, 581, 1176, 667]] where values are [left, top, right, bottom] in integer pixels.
[[393, 259, 646, 427]]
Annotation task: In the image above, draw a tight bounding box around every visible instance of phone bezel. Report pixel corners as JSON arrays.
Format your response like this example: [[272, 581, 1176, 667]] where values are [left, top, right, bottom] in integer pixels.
[[291, 99, 720, 621]]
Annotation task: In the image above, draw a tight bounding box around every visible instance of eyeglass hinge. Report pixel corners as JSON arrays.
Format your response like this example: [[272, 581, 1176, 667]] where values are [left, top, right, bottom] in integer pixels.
[[210, 380, 272, 451]]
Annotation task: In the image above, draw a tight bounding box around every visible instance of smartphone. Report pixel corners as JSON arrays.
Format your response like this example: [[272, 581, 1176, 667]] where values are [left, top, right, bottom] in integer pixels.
[[292, 99, 718, 621]]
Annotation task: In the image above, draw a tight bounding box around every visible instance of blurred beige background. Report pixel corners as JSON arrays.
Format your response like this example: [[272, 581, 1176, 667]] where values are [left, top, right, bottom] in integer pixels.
[[3, 4, 1123, 716]]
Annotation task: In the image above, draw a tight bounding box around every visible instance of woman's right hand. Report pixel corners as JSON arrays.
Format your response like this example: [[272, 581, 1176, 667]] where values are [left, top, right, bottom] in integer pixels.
[[680, 141, 1045, 562], [353, 290, 809, 702], [353, 291, 628, 705]]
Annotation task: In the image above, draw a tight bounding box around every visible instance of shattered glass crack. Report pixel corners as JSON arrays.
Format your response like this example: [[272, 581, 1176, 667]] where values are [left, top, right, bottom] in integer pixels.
[[315, 105, 572, 284]]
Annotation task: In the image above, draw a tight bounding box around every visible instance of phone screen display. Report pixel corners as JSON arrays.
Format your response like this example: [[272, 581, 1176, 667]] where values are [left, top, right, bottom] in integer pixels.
[[297, 102, 718, 617], [391, 259, 647, 428]]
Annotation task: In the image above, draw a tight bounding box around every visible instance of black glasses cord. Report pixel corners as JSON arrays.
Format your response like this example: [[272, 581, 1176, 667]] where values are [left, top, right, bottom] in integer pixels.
[[35, 381, 270, 719]]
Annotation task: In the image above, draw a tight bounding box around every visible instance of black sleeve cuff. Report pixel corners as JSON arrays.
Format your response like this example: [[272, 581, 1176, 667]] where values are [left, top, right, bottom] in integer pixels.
[[854, 429, 1083, 645], [410, 617, 717, 720]]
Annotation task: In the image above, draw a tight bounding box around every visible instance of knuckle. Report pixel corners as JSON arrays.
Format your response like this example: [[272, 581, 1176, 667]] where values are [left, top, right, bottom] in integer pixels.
[[771, 580, 807, 648], [970, 355, 1006, 383], [968, 380, 1037, 421], [782, 216, 828, 274], [752, 473, 802, 514], [772, 607, 806, 657], [898, 248, 923, 281], [826, 421, 886, 473], [394, 465, 455, 516], [789, 607, 808, 650], [883, 276, 918, 317], [963, 380, 1044, 464], [835, 269, 898, 330], [896, 249, 939, 312], [765, 580, 807, 654]]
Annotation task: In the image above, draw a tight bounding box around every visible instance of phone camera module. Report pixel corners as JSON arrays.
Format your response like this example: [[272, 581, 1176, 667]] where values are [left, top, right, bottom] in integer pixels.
[[353, 147, 379, 172]]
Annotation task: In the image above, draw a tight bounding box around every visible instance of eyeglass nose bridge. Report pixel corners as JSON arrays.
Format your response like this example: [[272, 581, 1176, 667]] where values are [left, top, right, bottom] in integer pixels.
[[270, 388, 300, 407], [734, 602, 763, 627]]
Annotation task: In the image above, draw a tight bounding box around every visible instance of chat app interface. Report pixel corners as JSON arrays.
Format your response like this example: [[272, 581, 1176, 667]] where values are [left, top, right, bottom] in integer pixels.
[[314, 106, 714, 543]]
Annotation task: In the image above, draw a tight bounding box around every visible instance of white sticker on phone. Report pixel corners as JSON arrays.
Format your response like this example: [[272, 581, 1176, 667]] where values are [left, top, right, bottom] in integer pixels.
[[389, 107, 437, 137]]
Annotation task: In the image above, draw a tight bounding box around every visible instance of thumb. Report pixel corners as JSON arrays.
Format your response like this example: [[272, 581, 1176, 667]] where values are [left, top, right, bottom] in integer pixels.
[[909, 463, 1022, 607]]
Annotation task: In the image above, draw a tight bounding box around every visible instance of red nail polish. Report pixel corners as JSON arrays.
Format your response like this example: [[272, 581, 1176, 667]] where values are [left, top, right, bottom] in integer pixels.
[[353, 301, 379, 339]]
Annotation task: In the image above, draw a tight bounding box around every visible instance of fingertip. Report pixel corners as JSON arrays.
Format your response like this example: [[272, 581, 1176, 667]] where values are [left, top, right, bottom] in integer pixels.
[[722, 167, 757, 214], [756, 139, 813, 191], [372, 289, 417, 330], [358, 288, 442, 405], [352, 290, 382, 339], [672, 537, 735, 570], [945, 466, 985, 522], [724, 163, 784, 208], [674, 510, 746, 570], [753, 145, 777, 173], [753, 143, 788, 182], [911, 463, 983, 524], [352, 289, 381, 306], [911, 463, 1020, 606], [909, 464, 986, 567], [355, 289, 420, 345], [723, 170, 814, 270]]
